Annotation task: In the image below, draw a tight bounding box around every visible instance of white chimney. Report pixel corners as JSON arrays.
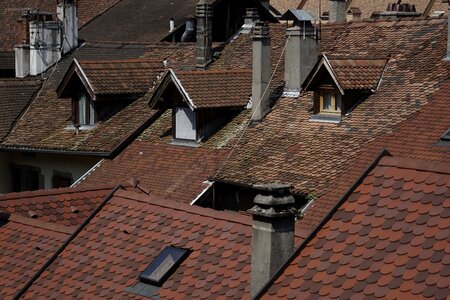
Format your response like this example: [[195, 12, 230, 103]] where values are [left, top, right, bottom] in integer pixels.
[[29, 19, 61, 76], [251, 22, 271, 122], [57, 0, 78, 54], [169, 18, 175, 32], [15, 45, 30, 78], [248, 184, 296, 298]]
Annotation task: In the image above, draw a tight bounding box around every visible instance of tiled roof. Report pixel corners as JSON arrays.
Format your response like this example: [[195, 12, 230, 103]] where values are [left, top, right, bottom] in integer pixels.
[[270, 0, 303, 14], [0, 79, 42, 141], [0, 184, 114, 226], [0, 213, 71, 299], [21, 189, 255, 298], [0, 51, 14, 69], [174, 69, 252, 108], [0, 0, 120, 51], [328, 57, 387, 90], [1, 42, 196, 153], [300, 77, 450, 232], [299, 0, 448, 19], [61, 59, 164, 96], [263, 156, 450, 299]]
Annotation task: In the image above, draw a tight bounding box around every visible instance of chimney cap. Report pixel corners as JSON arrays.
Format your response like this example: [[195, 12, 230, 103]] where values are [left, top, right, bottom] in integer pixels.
[[253, 21, 270, 39], [249, 183, 296, 218]]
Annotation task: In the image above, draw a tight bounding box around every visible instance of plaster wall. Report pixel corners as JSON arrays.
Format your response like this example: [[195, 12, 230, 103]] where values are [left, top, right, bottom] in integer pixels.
[[0, 152, 99, 193]]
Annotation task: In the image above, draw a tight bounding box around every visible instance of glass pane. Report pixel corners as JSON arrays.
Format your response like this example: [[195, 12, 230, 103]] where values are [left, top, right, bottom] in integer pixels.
[[78, 92, 86, 124], [89, 98, 95, 125], [322, 92, 332, 111], [335, 93, 342, 112]]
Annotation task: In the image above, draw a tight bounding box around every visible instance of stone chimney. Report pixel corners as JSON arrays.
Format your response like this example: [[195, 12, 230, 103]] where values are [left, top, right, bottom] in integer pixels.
[[283, 23, 318, 97], [248, 184, 296, 298], [329, 0, 346, 22], [57, 0, 78, 54], [196, 0, 213, 69], [251, 22, 271, 122], [244, 8, 260, 25]]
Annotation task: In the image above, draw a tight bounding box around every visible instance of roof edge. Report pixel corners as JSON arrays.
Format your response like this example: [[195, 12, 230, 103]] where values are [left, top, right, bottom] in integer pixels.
[[379, 156, 450, 175], [8, 214, 75, 235]]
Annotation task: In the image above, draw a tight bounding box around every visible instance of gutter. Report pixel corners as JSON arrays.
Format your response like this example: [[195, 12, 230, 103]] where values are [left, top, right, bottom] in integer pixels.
[[13, 184, 124, 300], [252, 149, 391, 299]]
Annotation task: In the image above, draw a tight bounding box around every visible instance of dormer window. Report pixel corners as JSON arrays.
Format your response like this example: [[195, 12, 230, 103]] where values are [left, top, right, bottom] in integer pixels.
[[319, 88, 341, 115], [174, 107, 196, 141], [303, 55, 388, 122], [76, 90, 95, 125]]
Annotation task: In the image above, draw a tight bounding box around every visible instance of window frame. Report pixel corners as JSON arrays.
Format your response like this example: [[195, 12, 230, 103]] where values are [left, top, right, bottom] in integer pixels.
[[74, 90, 96, 126], [318, 88, 342, 115]]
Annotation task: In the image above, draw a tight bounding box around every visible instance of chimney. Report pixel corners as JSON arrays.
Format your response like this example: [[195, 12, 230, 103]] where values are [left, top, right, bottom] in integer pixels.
[[169, 18, 175, 32], [251, 22, 271, 122], [181, 18, 195, 42], [57, 0, 78, 54], [248, 184, 296, 298], [445, 3, 450, 61], [244, 8, 260, 25], [283, 23, 318, 97], [196, 0, 213, 69], [15, 12, 31, 78], [329, 0, 346, 22]]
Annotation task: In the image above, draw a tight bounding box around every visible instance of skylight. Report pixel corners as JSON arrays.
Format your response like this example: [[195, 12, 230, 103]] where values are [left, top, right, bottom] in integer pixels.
[[139, 246, 189, 286], [441, 129, 450, 142]]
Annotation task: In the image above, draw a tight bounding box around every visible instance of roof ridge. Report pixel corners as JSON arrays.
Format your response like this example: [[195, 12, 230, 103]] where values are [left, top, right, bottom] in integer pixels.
[[78, 58, 162, 64], [7, 213, 75, 234], [114, 189, 253, 226], [379, 156, 450, 175], [323, 15, 446, 28], [0, 184, 115, 201], [177, 69, 252, 75]]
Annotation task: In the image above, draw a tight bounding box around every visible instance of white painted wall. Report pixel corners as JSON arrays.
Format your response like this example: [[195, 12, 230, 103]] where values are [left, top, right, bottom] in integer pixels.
[[0, 152, 100, 193], [175, 107, 196, 140]]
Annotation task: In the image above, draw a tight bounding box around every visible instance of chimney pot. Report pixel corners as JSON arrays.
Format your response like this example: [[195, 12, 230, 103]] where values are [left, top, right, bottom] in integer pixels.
[[249, 183, 296, 298]]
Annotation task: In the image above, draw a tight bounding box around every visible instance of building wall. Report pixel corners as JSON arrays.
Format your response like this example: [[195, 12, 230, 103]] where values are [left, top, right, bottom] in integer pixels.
[[0, 152, 100, 193]]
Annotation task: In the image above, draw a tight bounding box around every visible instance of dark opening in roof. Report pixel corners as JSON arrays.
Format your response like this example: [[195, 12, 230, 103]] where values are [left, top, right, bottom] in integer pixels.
[[139, 246, 189, 286], [438, 128, 450, 146]]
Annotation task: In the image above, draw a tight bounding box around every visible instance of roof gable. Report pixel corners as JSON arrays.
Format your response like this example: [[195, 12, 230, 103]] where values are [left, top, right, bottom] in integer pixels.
[[303, 55, 388, 94], [57, 59, 164, 100], [150, 69, 252, 110]]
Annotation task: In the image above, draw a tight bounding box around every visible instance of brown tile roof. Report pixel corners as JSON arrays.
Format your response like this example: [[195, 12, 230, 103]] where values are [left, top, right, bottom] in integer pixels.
[[270, 0, 303, 14], [0, 79, 42, 141], [174, 69, 252, 108], [0, 184, 114, 226], [20, 189, 254, 298], [328, 57, 387, 90], [0, 0, 120, 51], [0, 51, 14, 70], [59, 59, 164, 97], [213, 17, 449, 225], [299, 0, 448, 19], [0, 42, 196, 153], [0, 213, 71, 299], [263, 156, 450, 299]]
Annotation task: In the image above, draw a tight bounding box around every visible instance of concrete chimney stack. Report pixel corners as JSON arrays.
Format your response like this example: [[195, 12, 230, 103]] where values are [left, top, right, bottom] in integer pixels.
[[329, 0, 346, 23], [283, 24, 318, 97], [251, 22, 271, 122], [248, 184, 296, 298], [57, 0, 78, 54], [244, 8, 260, 25], [196, 0, 213, 69]]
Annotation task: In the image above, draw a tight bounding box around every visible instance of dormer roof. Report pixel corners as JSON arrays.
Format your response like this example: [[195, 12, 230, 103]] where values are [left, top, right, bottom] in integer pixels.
[[149, 69, 252, 110], [303, 55, 388, 94], [57, 59, 164, 100]]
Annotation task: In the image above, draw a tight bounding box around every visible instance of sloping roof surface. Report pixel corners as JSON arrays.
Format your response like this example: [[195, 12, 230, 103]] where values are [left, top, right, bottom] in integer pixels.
[[176, 69, 252, 108], [214, 17, 448, 196], [271, 0, 303, 14], [0, 0, 121, 51], [22, 189, 255, 298], [1, 42, 196, 153], [76, 59, 163, 95], [79, 0, 199, 43], [264, 156, 450, 299], [0, 79, 42, 141], [328, 58, 387, 90], [0, 214, 71, 299], [0, 185, 114, 226], [0, 51, 15, 69]]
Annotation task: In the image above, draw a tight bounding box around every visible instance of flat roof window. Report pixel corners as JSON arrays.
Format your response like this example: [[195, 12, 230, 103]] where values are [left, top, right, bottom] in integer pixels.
[[139, 246, 189, 286]]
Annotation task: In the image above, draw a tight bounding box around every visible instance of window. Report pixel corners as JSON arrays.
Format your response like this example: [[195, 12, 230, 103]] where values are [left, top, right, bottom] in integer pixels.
[[139, 246, 190, 286], [319, 89, 341, 114], [11, 164, 42, 192], [52, 171, 73, 188], [76, 90, 95, 125]]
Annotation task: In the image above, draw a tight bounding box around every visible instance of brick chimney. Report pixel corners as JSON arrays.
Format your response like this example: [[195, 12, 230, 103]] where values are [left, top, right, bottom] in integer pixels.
[[283, 23, 317, 97], [251, 22, 271, 122], [248, 184, 296, 298], [196, 0, 213, 69], [329, 0, 346, 22]]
